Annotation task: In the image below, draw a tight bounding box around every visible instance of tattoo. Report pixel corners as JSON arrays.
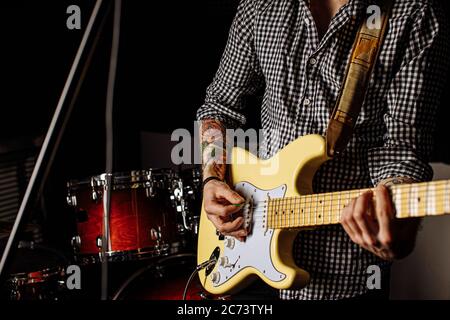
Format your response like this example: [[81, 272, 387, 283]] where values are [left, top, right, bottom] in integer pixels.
[[200, 119, 227, 180]]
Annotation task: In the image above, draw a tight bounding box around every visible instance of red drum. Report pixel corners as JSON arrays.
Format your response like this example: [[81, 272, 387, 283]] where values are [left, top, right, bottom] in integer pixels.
[[67, 169, 180, 263], [2, 247, 66, 300]]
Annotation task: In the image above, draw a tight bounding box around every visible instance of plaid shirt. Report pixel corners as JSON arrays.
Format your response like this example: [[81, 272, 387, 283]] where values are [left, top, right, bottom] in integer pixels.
[[197, 0, 449, 299]]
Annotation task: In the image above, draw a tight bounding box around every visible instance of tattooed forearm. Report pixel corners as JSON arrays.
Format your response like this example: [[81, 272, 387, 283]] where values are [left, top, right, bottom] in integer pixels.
[[200, 119, 227, 180], [379, 177, 416, 187]]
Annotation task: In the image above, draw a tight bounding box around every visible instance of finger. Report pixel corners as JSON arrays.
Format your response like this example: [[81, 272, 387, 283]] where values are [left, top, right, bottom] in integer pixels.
[[365, 198, 379, 235], [216, 186, 245, 205], [375, 184, 394, 246], [208, 214, 246, 234], [353, 191, 377, 246], [341, 199, 363, 244], [204, 200, 242, 217]]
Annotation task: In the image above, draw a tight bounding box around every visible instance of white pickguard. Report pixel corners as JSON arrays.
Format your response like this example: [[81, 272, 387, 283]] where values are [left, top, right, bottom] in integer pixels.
[[212, 181, 287, 287]]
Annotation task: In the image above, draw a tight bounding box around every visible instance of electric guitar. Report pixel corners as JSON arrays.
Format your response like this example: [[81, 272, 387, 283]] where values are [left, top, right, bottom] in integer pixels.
[[197, 134, 450, 295]]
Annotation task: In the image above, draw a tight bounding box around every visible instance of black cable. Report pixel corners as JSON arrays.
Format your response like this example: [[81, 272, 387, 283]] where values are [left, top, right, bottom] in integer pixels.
[[182, 268, 200, 300], [183, 258, 217, 300], [112, 253, 196, 300]]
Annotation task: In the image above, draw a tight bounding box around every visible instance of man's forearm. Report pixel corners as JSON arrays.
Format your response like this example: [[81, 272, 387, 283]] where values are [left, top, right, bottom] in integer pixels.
[[200, 119, 227, 181]]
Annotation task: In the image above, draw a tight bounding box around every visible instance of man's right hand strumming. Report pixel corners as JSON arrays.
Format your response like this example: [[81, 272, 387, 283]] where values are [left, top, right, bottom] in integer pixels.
[[203, 178, 247, 241], [200, 119, 247, 241]]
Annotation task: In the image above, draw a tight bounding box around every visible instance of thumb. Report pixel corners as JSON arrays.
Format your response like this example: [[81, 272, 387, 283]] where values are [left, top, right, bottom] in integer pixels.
[[217, 185, 245, 205]]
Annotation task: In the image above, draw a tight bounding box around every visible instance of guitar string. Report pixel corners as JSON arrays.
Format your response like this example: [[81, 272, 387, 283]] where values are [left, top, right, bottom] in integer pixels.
[[230, 181, 450, 206], [237, 193, 450, 224]]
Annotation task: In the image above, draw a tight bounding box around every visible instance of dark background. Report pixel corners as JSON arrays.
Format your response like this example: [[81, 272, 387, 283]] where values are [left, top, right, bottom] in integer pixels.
[[0, 0, 449, 276]]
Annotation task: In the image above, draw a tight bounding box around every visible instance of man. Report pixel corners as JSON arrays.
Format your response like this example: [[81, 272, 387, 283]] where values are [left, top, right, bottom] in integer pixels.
[[197, 0, 449, 299]]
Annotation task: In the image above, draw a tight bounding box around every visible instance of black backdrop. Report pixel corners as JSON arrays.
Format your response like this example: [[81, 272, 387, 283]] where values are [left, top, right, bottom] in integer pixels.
[[0, 0, 449, 249]]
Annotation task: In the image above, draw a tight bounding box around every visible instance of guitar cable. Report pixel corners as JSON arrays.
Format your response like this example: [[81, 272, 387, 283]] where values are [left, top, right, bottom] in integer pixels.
[[182, 258, 217, 300]]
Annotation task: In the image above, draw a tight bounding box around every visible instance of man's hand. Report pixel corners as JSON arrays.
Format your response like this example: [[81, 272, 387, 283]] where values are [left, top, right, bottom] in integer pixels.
[[340, 184, 420, 260], [203, 179, 247, 241]]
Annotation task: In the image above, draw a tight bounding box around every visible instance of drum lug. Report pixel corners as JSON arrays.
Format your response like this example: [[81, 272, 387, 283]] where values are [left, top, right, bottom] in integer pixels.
[[96, 236, 103, 248], [150, 228, 161, 241], [71, 235, 81, 251], [145, 185, 155, 198], [66, 194, 77, 207], [90, 177, 103, 202]]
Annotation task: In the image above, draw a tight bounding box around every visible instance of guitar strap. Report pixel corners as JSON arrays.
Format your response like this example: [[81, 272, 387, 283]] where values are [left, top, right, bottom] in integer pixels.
[[325, 0, 394, 158]]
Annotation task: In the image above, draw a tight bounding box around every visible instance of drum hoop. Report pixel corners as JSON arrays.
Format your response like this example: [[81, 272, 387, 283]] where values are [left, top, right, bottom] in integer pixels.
[[74, 244, 174, 264], [67, 169, 177, 190], [9, 266, 64, 285]]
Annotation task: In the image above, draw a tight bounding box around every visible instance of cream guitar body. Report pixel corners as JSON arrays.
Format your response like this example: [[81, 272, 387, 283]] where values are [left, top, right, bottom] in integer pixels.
[[197, 134, 450, 295], [197, 134, 328, 295]]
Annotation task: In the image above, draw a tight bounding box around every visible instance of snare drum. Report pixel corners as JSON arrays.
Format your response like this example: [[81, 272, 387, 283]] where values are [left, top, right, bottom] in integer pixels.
[[67, 169, 180, 263]]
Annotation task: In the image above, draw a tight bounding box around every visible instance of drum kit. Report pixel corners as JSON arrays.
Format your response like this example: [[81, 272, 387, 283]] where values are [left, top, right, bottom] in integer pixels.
[[2, 166, 209, 300]]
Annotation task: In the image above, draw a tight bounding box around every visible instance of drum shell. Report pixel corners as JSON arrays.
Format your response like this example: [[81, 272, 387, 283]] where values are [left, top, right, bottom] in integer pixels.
[[73, 187, 177, 255], [68, 170, 180, 261]]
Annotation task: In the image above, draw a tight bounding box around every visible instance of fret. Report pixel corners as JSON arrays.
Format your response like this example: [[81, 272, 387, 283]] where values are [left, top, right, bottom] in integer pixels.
[[392, 187, 402, 218], [426, 182, 436, 216], [401, 185, 409, 219], [329, 193, 333, 224], [286, 197, 290, 227], [435, 182, 444, 217], [289, 198, 295, 227], [320, 195, 324, 225], [294, 197, 298, 227], [313, 195, 318, 226], [300, 196, 306, 226], [308, 194, 312, 226], [408, 185, 419, 217], [284, 198, 288, 228], [419, 183, 427, 217], [409, 184, 418, 217], [295, 197, 298, 226], [337, 193, 341, 223], [446, 181, 450, 213]]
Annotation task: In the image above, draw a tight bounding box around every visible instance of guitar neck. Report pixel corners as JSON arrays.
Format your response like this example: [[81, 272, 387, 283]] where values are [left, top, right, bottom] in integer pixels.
[[266, 179, 450, 229]]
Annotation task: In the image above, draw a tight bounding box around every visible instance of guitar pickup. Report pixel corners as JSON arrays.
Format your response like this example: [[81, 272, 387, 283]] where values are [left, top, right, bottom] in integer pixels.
[[242, 200, 253, 234]]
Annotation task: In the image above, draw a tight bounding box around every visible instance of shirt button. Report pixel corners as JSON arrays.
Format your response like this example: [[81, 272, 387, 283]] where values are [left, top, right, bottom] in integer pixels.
[[304, 98, 311, 106], [309, 57, 317, 65]]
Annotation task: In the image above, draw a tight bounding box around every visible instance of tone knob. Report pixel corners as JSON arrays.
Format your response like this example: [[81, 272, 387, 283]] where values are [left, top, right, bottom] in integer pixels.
[[224, 237, 235, 249], [218, 256, 229, 267], [211, 272, 221, 284]]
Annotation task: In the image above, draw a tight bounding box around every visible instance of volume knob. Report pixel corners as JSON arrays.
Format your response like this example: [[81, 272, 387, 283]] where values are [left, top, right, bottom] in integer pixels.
[[218, 256, 229, 267]]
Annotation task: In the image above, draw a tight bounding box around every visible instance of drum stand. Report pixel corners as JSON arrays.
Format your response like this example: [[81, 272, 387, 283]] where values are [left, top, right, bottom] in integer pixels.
[[0, 0, 121, 301]]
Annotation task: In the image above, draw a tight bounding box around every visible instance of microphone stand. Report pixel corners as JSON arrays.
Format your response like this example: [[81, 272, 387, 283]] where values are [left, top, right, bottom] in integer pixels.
[[0, 0, 113, 299]]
